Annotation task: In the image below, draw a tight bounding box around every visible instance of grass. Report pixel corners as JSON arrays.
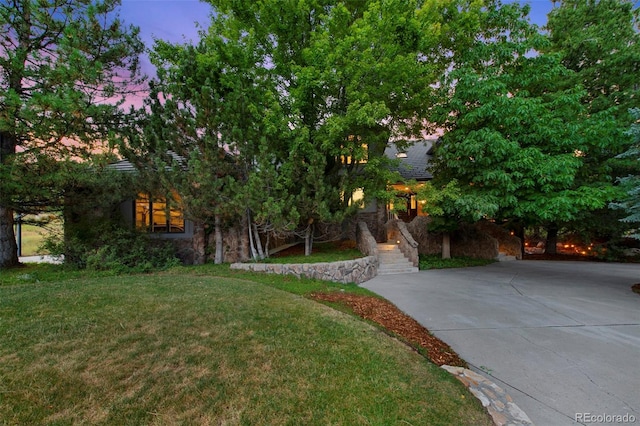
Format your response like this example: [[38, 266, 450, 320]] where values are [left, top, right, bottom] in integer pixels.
[[419, 254, 496, 270], [0, 265, 492, 425], [16, 224, 48, 256], [15, 217, 62, 256], [262, 241, 363, 264]]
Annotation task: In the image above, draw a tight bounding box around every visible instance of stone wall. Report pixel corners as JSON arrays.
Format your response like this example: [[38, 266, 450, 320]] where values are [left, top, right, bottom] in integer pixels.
[[406, 216, 441, 255], [450, 225, 499, 259], [230, 256, 378, 284], [406, 217, 500, 260], [349, 200, 388, 242], [386, 219, 419, 267], [475, 220, 522, 259], [356, 221, 379, 258]]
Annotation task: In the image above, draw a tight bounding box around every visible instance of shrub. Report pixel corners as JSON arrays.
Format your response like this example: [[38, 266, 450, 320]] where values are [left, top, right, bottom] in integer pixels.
[[45, 224, 180, 273]]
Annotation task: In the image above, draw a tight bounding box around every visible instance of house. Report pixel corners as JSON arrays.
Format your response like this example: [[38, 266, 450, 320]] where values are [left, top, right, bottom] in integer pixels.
[[99, 139, 438, 264], [384, 138, 436, 221], [346, 137, 436, 242]]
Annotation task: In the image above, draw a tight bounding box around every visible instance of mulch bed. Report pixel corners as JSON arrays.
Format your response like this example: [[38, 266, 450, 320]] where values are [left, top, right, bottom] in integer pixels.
[[309, 292, 466, 367]]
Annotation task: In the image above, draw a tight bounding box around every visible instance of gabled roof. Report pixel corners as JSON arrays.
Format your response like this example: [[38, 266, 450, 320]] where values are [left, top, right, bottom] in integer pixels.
[[384, 139, 436, 181]]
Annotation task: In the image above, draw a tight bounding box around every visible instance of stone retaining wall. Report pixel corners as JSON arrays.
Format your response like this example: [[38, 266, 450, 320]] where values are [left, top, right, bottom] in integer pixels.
[[230, 256, 378, 284], [386, 219, 419, 267]]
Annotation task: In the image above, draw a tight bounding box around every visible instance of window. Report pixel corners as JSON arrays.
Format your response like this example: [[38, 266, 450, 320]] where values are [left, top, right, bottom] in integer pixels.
[[340, 138, 368, 165], [135, 192, 185, 233]]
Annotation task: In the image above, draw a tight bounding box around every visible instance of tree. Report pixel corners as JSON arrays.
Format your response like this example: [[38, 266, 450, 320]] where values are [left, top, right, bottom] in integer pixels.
[[137, 0, 452, 257], [0, 0, 144, 268], [127, 18, 286, 263], [544, 0, 640, 249], [430, 0, 617, 245], [611, 108, 640, 238]]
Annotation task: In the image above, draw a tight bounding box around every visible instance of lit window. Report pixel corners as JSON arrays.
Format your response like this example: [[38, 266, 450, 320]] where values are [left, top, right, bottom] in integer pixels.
[[340, 141, 368, 165], [135, 192, 185, 233]]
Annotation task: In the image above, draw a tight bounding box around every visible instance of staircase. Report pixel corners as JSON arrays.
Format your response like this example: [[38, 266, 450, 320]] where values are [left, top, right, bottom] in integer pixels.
[[497, 252, 518, 261], [377, 243, 419, 275]]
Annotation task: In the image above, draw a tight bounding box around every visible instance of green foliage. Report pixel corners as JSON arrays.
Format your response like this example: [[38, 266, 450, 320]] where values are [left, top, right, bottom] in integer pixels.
[[544, 0, 640, 241], [431, 0, 619, 228], [611, 108, 640, 238], [45, 224, 180, 273], [546, 0, 640, 117], [130, 0, 455, 256], [0, 0, 145, 268], [419, 254, 495, 270]]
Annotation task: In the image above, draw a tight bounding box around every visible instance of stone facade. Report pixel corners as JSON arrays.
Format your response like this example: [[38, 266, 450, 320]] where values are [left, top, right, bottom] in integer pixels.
[[405, 217, 500, 260], [345, 200, 388, 242], [450, 224, 499, 259], [406, 216, 442, 255], [230, 256, 378, 284], [475, 220, 523, 259]]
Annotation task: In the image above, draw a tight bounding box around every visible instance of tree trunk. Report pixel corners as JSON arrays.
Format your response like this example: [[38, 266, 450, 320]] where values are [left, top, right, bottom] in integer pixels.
[[214, 215, 223, 264], [304, 223, 314, 256], [0, 205, 19, 268], [546, 223, 559, 255], [252, 222, 265, 260], [239, 210, 250, 262], [514, 222, 525, 258], [0, 132, 19, 269], [247, 209, 258, 261], [442, 232, 451, 259]]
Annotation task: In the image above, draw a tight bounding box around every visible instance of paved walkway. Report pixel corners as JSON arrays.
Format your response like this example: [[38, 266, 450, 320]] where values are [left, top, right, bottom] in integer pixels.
[[362, 261, 640, 426], [19, 255, 63, 264]]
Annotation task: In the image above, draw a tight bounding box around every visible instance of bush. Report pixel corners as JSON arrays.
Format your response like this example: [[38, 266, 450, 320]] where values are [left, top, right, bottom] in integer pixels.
[[45, 224, 180, 273]]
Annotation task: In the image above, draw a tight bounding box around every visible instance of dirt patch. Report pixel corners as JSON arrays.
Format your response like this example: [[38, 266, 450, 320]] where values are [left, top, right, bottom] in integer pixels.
[[309, 292, 466, 367], [632, 284, 640, 295]]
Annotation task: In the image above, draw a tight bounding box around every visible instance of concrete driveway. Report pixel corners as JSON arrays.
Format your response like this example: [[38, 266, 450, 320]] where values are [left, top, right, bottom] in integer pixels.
[[362, 261, 640, 426]]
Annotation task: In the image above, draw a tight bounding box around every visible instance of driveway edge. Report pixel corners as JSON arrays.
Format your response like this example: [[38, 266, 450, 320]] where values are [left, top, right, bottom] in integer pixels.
[[442, 365, 534, 426]]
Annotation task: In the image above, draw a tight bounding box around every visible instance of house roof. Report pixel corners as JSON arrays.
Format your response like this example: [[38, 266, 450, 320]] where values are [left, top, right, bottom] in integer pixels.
[[107, 151, 186, 173], [384, 139, 436, 181], [107, 159, 137, 172]]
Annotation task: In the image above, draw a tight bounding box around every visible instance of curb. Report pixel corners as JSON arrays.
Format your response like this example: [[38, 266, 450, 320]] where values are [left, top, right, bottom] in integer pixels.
[[442, 365, 534, 426]]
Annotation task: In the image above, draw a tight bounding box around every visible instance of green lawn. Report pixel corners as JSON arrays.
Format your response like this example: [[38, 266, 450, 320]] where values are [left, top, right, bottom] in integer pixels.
[[15, 219, 62, 256], [16, 224, 48, 256], [0, 265, 492, 425]]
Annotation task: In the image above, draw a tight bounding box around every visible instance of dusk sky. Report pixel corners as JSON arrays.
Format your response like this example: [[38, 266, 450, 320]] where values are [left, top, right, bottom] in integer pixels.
[[118, 0, 554, 80]]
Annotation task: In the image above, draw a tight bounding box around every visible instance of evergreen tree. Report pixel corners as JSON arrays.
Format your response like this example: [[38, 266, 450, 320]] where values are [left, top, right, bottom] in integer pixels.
[[0, 0, 144, 268]]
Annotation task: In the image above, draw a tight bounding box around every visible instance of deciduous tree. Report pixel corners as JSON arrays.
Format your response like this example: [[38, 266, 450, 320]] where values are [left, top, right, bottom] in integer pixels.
[[430, 0, 617, 248]]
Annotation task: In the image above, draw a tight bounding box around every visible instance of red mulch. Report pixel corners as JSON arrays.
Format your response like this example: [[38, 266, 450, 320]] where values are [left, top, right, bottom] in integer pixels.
[[309, 292, 466, 367]]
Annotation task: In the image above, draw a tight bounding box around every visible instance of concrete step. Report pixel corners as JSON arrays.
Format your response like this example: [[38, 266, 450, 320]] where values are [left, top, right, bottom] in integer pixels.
[[498, 253, 517, 262], [378, 265, 420, 275], [378, 253, 409, 261], [377, 243, 419, 274]]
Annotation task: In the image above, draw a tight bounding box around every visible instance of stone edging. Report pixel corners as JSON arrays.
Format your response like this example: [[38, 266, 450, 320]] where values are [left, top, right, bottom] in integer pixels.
[[230, 255, 378, 284], [441, 365, 534, 426]]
